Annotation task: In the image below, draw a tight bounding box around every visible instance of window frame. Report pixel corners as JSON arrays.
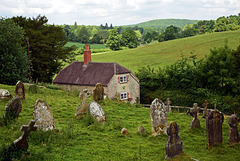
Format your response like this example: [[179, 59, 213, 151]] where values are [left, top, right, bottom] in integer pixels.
[[120, 92, 128, 100], [119, 75, 127, 83]]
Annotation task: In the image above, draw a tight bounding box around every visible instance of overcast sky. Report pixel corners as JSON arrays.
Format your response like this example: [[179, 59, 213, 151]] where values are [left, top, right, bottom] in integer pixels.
[[0, 0, 239, 26]]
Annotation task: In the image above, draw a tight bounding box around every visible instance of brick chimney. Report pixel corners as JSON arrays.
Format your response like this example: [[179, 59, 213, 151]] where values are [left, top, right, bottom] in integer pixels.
[[83, 44, 91, 66]]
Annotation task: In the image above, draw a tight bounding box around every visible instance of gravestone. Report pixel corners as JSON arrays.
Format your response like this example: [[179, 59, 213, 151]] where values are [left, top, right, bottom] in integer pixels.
[[202, 100, 209, 119], [76, 89, 89, 118], [206, 100, 224, 147], [189, 103, 200, 130], [15, 81, 25, 100], [93, 83, 104, 102], [165, 122, 183, 159], [89, 100, 106, 123], [121, 128, 129, 135], [138, 126, 146, 134], [150, 98, 168, 136], [165, 98, 172, 112], [5, 95, 22, 119], [33, 99, 56, 131], [0, 89, 12, 100], [14, 120, 38, 149], [228, 114, 240, 145]]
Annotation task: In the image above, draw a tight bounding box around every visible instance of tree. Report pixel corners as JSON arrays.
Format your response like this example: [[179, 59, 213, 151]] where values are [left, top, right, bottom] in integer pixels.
[[121, 29, 138, 48], [76, 25, 90, 43], [0, 18, 28, 85], [106, 29, 121, 50], [12, 15, 76, 83]]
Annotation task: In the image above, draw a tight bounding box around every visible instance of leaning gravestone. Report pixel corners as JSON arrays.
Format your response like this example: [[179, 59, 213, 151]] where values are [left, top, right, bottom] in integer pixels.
[[228, 114, 240, 145], [189, 103, 200, 130], [206, 100, 224, 147], [76, 89, 89, 118], [0, 89, 12, 100], [93, 83, 104, 102], [5, 95, 22, 119], [33, 99, 56, 131], [165, 122, 183, 159], [150, 98, 168, 136], [14, 120, 38, 149], [15, 81, 25, 100], [89, 100, 106, 123]]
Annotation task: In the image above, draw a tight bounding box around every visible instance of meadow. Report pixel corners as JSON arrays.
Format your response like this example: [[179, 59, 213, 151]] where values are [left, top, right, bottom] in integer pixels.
[[65, 42, 107, 49], [0, 84, 240, 160], [74, 30, 240, 73]]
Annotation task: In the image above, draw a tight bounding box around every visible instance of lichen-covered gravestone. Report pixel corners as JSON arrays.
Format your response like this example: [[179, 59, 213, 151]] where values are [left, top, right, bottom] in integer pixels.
[[14, 120, 38, 149], [202, 100, 209, 119], [15, 81, 25, 100], [228, 114, 240, 145], [93, 83, 104, 102], [165, 122, 183, 159], [189, 103, 200, 130], [0, 89, 12, 100], [33, 99, 56, 131], [206, 100, 224, 147], [5, 95, 22, 119], [150, 98, 168, 136], [76, 89, 89, 118], [89, 100, 106, 123], [165, 98, 172, 112]]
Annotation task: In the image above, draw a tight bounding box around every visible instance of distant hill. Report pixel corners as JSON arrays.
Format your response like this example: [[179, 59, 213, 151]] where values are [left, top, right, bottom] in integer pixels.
[[75, 30, 240, 73], [126, 19, 199, 29]]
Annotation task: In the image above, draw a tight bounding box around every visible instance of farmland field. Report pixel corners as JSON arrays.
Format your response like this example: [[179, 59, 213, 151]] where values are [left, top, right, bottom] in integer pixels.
[[66, 42, 108, 49]]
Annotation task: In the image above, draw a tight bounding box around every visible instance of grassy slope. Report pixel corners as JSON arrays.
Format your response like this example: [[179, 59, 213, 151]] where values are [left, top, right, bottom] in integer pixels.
[[74, 30, 240, 73], [0, 84, 240, 160], [127, 19, 198, 28]]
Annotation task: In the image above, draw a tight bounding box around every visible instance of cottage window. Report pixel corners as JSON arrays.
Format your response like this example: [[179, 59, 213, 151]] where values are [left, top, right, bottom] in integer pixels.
[[120, 92, 128, 100], [119, 75, 127, 83]]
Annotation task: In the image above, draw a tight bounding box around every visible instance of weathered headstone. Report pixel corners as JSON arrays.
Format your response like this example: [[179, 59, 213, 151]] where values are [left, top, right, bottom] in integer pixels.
[[0, 89, 12, 100], [14, 120, 38, 149], [5, 95, 22, 119], [89, 100, 106, 123], [93, 83, 104, 102], [15, 81, 25, 100], [189, 103, 200, 130], [121, 128, 129, 135], [138, 126, 146, 134], [165, 98, 172, 112], [228, 114, 240, 145], [206, 100, 224, 147], [150, 98, 168, 136], [202, 100, 209, 119], [165, 122, 183, 159], [33, 99, 56, 131], [76, 89, 89, 118]]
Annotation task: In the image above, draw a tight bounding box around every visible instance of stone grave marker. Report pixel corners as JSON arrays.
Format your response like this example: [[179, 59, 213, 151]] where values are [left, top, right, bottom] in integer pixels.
[[138, 126, 146, 134], [89, 100, 106, 123], [165, 122, 183, 159], [93, 83, 104, 102], [206, 100, 224, 147], [5, 95, 22, 119], [165, 98, 172, 112], [0, 89, 12, 100], [121, 128, 129, 135], [33, 99, 56, 131], [76, 89, 89, 118], [15, 81, 25, 100], [228, 114, 240, 145], [14, 120, 38, 149], [202, 100, 209, 119], [189, 103, 200, 130], [150, 98, 168, 136]]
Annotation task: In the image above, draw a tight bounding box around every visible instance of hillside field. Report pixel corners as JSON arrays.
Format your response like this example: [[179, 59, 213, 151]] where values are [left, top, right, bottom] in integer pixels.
[[65, 42, 107, 49], [74, 30, 240, 73], [0, 84, 240, 160]]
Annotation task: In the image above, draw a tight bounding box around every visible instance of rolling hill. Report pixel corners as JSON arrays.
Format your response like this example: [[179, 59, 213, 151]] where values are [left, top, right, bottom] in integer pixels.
[[75, 30, 240, 73], [126, 19, 199, 29]]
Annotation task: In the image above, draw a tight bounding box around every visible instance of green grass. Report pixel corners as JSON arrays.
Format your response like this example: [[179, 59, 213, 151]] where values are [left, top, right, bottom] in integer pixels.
[[0, 84, 240, 160], [74, 30, 240, 73], [66, 42, 107, 49]]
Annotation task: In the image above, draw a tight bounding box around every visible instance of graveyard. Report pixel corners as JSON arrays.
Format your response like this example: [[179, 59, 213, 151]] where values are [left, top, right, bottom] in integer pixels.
[[0, 83, 240, 160]]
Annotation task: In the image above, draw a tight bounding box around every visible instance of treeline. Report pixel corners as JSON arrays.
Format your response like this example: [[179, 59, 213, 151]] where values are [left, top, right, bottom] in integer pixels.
[[136, 44, 240, 114]]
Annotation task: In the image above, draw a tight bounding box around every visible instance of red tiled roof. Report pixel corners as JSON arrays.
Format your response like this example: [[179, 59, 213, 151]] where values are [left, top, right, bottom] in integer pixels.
[[53, 61, 132, 86]]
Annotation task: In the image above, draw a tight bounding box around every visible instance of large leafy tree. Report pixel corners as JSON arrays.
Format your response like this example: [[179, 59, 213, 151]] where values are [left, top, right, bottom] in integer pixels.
[[12, 15, 76, 83], [122, 29, 138, 48], [106, 29, 121, 51], [0, 18, 28, 85]]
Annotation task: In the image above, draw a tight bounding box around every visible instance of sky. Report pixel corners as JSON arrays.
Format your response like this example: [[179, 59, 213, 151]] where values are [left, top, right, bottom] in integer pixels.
[[0, 0, 239, 26]]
